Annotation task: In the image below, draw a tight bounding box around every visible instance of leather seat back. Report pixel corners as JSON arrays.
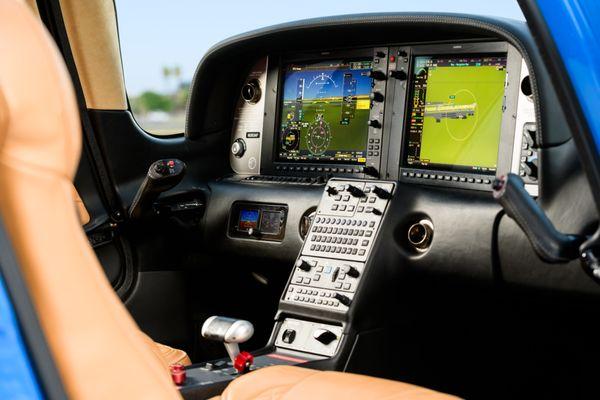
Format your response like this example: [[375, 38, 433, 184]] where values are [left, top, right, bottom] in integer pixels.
[[0, 1, 181, 398]]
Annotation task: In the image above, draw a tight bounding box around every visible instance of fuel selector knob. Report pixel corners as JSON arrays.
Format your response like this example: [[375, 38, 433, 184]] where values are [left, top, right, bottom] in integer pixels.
[[408, 220, 434, 251], [231, 139, 246, 158]]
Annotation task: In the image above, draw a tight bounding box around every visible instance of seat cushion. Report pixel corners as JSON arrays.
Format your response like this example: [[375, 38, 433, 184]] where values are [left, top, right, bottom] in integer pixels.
[[141, 331, 191, 368], [212, 365, 459, 400], [154, 341, 192, 367]]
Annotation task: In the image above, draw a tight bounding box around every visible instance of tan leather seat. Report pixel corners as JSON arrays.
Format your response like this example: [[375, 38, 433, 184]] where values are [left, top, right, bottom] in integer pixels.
[[71, 185, 192, 365], [0, 0, 185, 398], [0, 1, 455, 398], [212, 366, 459, 400]]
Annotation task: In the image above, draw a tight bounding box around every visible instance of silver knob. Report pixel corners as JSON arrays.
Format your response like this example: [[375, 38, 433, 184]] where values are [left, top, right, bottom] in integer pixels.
[[407, 219, 434, 251], [231, 138, 246, 158], [241, 79, 261, 103], [201, 316, 254, 364]]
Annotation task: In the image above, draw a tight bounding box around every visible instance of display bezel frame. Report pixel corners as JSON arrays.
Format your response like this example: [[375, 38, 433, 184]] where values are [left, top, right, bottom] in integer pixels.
[[404, 52, 508, 174], [398, 41, 522, 189], [262, 48, 375, 174], [275, 57, 373, 165]]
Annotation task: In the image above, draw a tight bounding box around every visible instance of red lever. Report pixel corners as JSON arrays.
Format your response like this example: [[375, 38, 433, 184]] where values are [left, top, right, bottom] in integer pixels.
[[233, 351, 254, 374], [170, 363, 187, 386]]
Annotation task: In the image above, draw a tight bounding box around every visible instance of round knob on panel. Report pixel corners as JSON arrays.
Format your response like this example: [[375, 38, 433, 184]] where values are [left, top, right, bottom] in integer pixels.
[[345, 265, 360, 278], [390, 70, 408, 80], [368, 69, 387, 81], [407, 220, 434, 251], [282, 329, 296, 344], [347, 185, 365, 198], [241, 79, 261, 103], [333, 293, 352, 307], [362, 165, 379, 178], [231, 139, 246, 158], [295, 258, 312, 272], [368, 119, 382, 129], [326, 186, 338, 196], [373, 186, 391, 199], [370, 91, 384, 102]]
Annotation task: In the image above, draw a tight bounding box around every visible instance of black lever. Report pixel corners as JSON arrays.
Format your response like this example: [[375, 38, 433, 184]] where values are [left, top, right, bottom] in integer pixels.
[[128, 159, 186, 219], [492, 173, 584, 263]]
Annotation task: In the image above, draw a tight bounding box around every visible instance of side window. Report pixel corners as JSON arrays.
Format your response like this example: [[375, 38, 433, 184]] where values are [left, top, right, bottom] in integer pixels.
[[114, 1, 524, 136]]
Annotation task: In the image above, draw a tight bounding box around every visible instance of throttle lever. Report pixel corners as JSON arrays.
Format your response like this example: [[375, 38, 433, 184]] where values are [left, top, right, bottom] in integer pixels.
[[492, 173, 584, 263], [128, 159, 186, 219]]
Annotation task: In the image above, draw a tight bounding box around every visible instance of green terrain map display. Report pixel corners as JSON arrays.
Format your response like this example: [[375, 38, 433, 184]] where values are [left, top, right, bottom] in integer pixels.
[[420, 64, 506, 169]]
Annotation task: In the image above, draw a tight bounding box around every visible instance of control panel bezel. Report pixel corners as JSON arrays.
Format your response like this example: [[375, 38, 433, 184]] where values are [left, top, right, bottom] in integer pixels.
[[227, 202, 288, 241], [230, 41, 537, 193], [397, 41, 523, 191], [261, 48, 389, 179]]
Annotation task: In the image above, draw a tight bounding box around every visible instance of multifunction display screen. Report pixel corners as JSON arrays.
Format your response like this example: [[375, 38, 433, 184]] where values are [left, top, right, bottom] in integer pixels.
[[276, 59, 372, 164], [403, 54, 507, 174]]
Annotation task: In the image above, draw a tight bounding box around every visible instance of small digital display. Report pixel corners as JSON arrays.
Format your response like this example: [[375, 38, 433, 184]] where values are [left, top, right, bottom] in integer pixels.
[[403, 54, 507, 174], [238, 209, 260, 230], [259, 211, 283, 234], [276, 59, 372, 164]]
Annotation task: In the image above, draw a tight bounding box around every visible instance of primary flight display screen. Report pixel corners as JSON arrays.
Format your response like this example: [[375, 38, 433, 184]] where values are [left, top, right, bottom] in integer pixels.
[[404, 54, 507, 174], [276, 59, 372, 164]]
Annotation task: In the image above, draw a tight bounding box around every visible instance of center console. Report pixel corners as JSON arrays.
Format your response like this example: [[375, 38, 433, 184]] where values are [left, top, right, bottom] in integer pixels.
[[283, 179, 394, 313]]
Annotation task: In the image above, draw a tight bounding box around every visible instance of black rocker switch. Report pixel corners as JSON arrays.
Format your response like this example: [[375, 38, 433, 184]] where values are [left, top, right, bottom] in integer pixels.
[[373, 186, 392, 199], [295, 259, 312, 272], [347, 185, 365, 198], [372, 208, 383, 216], [334, 293, 352, 307], [326, 186, 338, 196], [313, 329, 338, 345]]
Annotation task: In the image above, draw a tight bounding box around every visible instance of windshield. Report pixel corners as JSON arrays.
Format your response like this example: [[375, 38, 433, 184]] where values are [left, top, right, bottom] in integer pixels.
[[115, 0, 524, 135]]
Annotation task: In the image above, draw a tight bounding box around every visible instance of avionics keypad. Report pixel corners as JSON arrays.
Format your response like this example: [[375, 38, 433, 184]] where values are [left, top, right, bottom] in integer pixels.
[[283, 179, 395, 312], [302, 180, 394, 262]]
